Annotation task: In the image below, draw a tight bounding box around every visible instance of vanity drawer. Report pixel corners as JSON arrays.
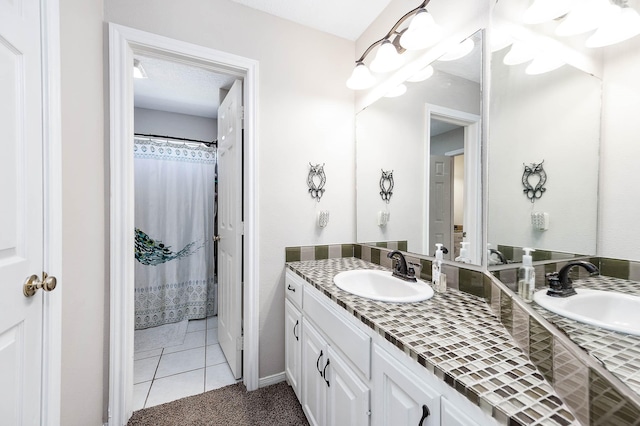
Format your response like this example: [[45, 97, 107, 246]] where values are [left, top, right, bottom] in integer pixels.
[[304, 284, 371, 379], [285, 270, 303, 310]]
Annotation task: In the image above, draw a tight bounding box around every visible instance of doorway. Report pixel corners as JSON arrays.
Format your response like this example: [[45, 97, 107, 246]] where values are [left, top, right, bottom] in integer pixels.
[[109, 23, 260, 425], [424, 104, 481, 264], [130, 55, 238, 409]]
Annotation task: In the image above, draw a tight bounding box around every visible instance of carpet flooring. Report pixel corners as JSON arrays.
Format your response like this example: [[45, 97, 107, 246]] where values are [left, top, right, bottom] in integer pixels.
[[127, 381, 309, 426]]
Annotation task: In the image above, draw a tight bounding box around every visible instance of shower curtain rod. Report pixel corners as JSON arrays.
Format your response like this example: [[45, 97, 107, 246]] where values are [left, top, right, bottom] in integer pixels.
[[134, 133, 217, 147]]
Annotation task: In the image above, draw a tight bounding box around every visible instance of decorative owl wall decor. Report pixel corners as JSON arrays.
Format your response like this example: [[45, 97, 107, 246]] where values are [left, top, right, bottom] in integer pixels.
[[522, 160, 547, 202], [380, 169, 394, 203], [308, 163, 326, 202]]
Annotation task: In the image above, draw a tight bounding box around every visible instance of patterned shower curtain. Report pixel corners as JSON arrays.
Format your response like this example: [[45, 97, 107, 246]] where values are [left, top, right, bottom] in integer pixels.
[[134, 138, 217, 329]]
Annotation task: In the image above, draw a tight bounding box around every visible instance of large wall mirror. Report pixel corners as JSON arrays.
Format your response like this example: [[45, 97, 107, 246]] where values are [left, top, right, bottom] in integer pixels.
[[489, 0, 640, 404], [487, 0, 601, 265], [356, 30, 483, 265]]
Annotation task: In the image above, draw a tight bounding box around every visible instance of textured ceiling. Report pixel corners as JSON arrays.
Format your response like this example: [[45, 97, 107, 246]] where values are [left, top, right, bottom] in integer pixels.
[[134, 55, 237, 119], [231, 0, 392, 41]]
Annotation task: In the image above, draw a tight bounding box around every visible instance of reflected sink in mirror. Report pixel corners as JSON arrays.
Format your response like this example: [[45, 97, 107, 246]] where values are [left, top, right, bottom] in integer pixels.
[[533, 289, 640, 336], [333, 270, 434, 303]]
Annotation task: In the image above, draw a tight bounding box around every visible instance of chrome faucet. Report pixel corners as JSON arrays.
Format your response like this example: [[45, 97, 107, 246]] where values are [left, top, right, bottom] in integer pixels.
[[546, 260, 599, 297], [387, 250, 417, 282]]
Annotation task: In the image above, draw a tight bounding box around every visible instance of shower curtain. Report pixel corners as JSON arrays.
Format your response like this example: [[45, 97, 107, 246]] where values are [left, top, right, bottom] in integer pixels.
[[134, 138, 217, 329]]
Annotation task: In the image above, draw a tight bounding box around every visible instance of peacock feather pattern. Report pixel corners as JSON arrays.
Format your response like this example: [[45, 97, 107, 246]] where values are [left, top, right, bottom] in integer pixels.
[[135, 228, 204, 266]]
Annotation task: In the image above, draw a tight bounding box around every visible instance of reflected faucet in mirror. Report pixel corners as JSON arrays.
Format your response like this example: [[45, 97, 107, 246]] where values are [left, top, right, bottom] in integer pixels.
[[488, 248, 508, 265], [545, 261, 600, 298]]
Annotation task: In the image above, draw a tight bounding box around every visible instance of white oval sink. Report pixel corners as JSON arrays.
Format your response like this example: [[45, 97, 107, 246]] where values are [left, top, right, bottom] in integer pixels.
[[534, 288, 640, 336], [333, 270, 434, 303]]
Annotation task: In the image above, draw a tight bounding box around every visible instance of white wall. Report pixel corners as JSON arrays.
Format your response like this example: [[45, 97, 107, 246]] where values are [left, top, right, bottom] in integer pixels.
[[431, 127, 464, 156], [59, 0, 105, 424], [134, 107, 217, 141], [599, 35, 640, 260], [487, 47, 601, 255]]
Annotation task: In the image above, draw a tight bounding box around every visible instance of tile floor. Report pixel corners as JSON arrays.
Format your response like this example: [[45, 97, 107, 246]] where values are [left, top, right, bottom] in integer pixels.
[[133, 316, 237, 410]]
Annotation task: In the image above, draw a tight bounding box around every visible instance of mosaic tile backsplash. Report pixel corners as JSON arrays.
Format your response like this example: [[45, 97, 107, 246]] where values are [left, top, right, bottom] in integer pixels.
[[286, 257, 577, 425]]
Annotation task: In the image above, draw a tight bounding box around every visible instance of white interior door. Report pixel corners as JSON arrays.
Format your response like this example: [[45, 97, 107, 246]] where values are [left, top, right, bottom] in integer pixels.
[[217, 79, 243, 379], [0, 0, 48, 423], [429, 155, 453, 259]]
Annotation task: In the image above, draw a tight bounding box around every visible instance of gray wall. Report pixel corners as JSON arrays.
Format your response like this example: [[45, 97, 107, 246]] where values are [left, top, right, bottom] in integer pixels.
[[134, 107, 217, 142]]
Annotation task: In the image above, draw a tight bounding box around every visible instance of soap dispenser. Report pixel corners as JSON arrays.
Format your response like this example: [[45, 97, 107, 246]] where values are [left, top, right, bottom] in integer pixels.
[[432, 244, 446, 292], [455, 242, 471, 263], [518, 248, 536, 303]]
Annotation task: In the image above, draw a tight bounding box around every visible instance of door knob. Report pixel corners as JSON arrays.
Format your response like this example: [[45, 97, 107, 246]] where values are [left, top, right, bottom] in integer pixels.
[[23, 272, 57, 297]]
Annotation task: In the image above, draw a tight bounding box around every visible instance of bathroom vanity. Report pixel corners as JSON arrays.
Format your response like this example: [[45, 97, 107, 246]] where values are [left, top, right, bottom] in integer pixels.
[[285, 258, 577, 426]]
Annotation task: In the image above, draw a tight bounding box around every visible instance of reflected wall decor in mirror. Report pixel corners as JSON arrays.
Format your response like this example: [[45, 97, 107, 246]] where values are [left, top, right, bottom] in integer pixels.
[[356, 30, 483, 265], [487, 0, 602, 266]]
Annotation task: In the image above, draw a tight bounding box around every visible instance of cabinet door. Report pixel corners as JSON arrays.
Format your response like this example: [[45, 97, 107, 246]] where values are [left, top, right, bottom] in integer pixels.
[[326, 346, 370, 426], [441, 397, 481, 426], [302, 321, 328, 426], [372, 345, 440, 426], [285, 299, 302, 399]]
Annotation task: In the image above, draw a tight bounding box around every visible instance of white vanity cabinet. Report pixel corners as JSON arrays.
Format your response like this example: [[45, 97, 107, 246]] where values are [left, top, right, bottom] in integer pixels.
[[284, 269, 498, 426], [372, 344, 440, 426], [284, 271, 303, 399], [284, 299, 302, 399]]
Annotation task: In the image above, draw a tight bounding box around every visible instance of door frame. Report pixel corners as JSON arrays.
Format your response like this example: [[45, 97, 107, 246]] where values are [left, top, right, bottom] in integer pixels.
[[41, 0, 63, 423], [108, 23, 260, 425], [423, 104, 481, 264]]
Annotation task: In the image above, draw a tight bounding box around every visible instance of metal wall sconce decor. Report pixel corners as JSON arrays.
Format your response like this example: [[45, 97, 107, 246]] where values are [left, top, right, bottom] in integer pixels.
[[308, 163, 326, 202], [522, 160, 547, 202], [380, 169, 394, 203]]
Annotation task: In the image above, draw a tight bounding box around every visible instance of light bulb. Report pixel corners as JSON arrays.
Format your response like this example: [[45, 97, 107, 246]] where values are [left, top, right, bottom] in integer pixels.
[[586, 5, 640, 48], [503, 41, 536, 65], [407, 65, 434, 82], [555, 0, 611, 36], [523, 0, 575, 24], [370, 40, 404, 73], [399, 9, 442, 51], [346, 62, 376, 90], [438, 38, 474, 62], [526, 54, 565, 75]]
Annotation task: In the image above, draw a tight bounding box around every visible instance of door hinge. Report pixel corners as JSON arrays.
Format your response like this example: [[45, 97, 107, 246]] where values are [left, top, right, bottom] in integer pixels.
[[236, 336, 244, 350], [240, 221, 245, 235], [240, 106, 245, 120]]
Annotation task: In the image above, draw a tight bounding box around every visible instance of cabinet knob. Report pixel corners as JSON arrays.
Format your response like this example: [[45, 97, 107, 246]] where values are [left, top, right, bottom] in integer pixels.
[[418, 404, 430, 426]]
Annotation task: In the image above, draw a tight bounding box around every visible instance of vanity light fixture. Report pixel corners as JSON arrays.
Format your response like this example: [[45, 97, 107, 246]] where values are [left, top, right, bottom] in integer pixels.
[[437, 38, 475, 61], [585, 3, 640, 47], [525, 53, 565, 75], [399, 8, 442, 51], [346, 0, 441, 90], [523, 0, 575, 25], [370, 39, 405, 73], [503, 41, 536, 65], [133, 59, 148, 79], [555, 0, 612, 36]]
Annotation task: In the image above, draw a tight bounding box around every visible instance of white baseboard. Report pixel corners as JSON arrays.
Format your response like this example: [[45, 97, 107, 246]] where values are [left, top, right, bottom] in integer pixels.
[[258, 372, 286, 388]]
